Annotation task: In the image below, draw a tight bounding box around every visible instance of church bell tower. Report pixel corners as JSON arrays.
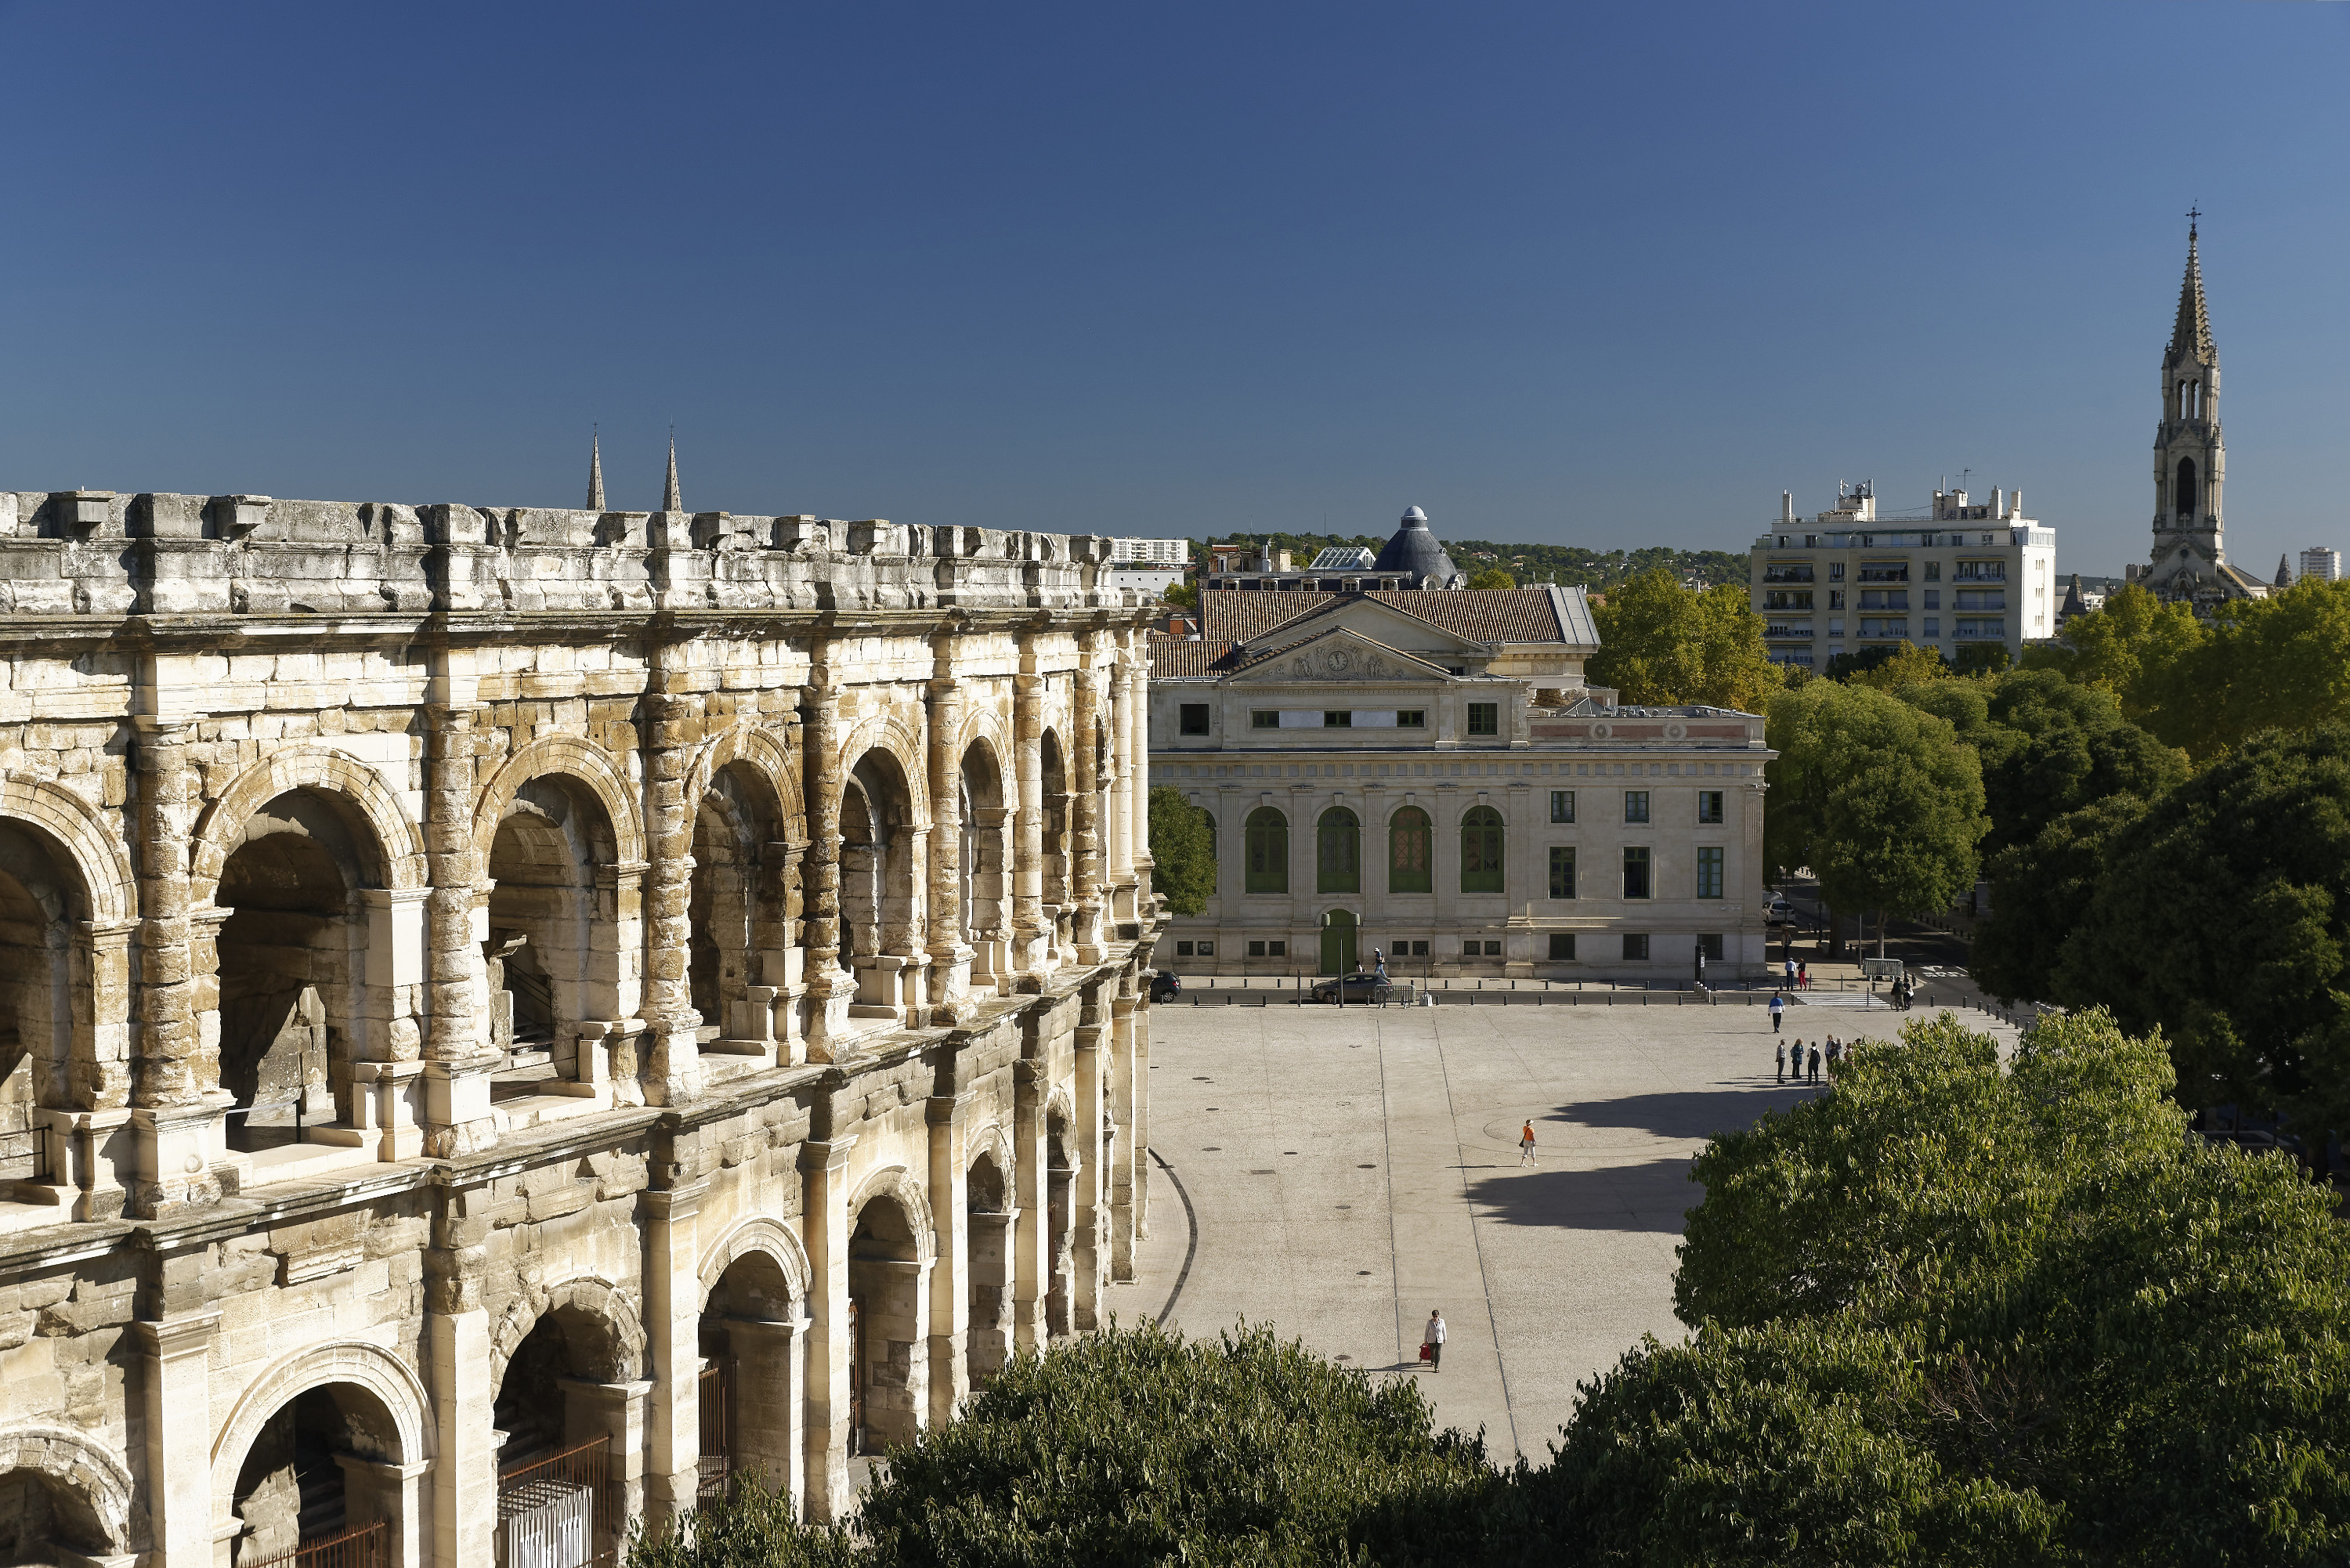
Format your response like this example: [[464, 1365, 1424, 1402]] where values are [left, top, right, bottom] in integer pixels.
[[2146, 214, 2226, 597]]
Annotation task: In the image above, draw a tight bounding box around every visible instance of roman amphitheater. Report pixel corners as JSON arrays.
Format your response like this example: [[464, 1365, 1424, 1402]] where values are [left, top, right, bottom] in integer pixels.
[[0, 485, 1162, 1566]]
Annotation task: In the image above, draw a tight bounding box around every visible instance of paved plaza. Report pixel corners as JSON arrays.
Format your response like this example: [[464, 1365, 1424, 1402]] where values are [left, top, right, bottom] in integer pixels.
[[1121, 997, 2020, 1461]]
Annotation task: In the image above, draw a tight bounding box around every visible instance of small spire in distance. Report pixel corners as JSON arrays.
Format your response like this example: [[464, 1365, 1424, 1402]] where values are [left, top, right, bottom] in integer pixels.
[[662, 429, 683, 512], [2171, 210, 2215, 364], [588, 426, 606, 511], [2277, 554, 2293, 589]]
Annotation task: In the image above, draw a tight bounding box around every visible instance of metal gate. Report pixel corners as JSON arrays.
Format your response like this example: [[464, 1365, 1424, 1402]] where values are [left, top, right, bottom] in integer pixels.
[[497, 1436, 615, 1568], [848, 1299, 865, 1455], [243, 1520, 387, 1568], [696, 1359, 733, 1502]]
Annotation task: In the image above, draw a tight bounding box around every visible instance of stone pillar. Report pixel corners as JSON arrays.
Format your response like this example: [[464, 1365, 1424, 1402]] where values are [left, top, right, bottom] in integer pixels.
[[131, 1310, 216, 1568], [1009, 1058, 1047, 1351], [1071, 652, 1106, 962], [561, 1378, 653, 1553], [421, 677, 499, 1157], [1125, 633, 1154, 900], [642, 1182, 705, 1524], [128, 716, 227, 1217], [428, 1181, 497, 1568], [641, 637, 703, 1103], [1108, 969, 1141, 1281], [799, 1133, 856, 1521], [335, 1455, 431, 1568], [55, 919, 137, 1220], [924, 637, 972, 1021], [1011, 644, 1047, 977], [924, 1089, 970, 1427], [1107, 638, 1136, 919], [1072, 988, 1104, 1329], [721, 1315, 808, 1509], [357, 889, 430, 1162], [801, 655, 854, 1053], [1132, 988, 1152, 1241]]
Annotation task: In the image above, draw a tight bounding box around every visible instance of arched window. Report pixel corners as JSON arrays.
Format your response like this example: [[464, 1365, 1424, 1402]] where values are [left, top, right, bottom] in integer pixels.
[[1244, 807, 1289, 894], [2176, 457, 2198, 518], [1460, 806, 1504, 894], [1316, 807, 1360, 894], [1388, 807, 1432, 894]]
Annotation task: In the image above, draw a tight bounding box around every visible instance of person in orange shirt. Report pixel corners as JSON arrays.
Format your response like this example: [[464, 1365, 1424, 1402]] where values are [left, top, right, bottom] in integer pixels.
[[1519, 1121, 1537, 1166]]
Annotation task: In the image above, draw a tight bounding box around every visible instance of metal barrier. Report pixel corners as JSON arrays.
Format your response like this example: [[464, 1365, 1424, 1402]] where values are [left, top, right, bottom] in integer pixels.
[[497, 1436, 616, 1568], [697, 1361, 732, 1502], [243, 1520, 387, 1568]]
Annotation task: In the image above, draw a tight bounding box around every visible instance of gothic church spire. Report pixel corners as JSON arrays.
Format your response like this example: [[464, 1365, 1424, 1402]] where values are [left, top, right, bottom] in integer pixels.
[[588, 428, 606, 511], [661, 432, 683, 512], [2169, 215, 2215, 366]]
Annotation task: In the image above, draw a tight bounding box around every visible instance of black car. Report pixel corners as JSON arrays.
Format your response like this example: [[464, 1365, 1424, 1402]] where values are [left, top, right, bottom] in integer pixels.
[[1148, 971, 1181, 1004], [1310, 972, 1396, 1004]]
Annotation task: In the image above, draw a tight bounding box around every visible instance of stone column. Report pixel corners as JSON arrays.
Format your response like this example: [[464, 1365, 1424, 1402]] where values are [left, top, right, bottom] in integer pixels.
[[335, 1456, 431, 1568], [1070, 651, 1106, 962], [1112, 637, 1138, 919], [798, 1133, 857, 1521], [1009, 1057, 1047, 1351], [721, 1315, 808, 1509], [131, 1310, 217, 1568], [1072, 988, 1104, 1329], [801, 653, 854, 1053], [421, 677, 499, 1156], [428, 1180, 497, 1568], [1011, 638, 1047, 977], [640, 638, 704, 1104], [1125, 632, 1154, 895], [642, 1182, 706, 1524], [924, 634, 971, 1020], [1108, 968, 1141, 1281], [560, 1378, 653, 1555], [52, 919, 138, 1220], [924, 1089, 970, 1427], [128, 716, 227, 1217], [356, 888, 430, 1162]]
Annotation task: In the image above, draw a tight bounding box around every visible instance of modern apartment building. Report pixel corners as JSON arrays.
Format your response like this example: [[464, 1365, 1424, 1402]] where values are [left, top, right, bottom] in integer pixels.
[[2300, 547, 2341, 583], [1750, 482, 2058, 669]]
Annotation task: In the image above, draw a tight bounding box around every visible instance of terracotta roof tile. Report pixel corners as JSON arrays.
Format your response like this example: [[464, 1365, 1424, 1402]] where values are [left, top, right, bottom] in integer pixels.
[[1148, 638, 1235, 677], [1196, 586, 1578, 648]]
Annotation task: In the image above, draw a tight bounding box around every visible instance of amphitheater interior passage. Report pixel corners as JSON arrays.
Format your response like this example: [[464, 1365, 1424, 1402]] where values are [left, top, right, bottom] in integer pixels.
[[0, 486, 1163, 1566]]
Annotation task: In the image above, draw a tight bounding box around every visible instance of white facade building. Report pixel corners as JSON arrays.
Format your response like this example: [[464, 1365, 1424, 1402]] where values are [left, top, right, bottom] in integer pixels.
[[1751, 482, 2057, 669], [1106, 537, 1192, 596], [2301, 547, 2341, 583]]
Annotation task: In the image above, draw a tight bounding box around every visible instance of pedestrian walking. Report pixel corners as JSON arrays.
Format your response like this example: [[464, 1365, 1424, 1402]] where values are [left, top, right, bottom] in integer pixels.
[[1519, 1120, 1537, 1166], [1797, 960, 1809, 991], [1423, 1310, 1447, 1372], [1775, 1039, 1787, 1082], [1808, 1042, 1822, 1082], [1769, 991, 1784, 1032]]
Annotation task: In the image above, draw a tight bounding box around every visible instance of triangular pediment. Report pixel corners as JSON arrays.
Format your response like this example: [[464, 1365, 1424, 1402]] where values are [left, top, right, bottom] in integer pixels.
[[1244, 595, 1489, 661], [1223, 626, 1454, 685]]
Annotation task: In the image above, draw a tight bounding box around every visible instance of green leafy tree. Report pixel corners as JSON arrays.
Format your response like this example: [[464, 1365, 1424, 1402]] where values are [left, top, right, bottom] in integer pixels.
[[1589, 569, 1784, 714], [1931, 670, 2188, 856], [1160, 580, 1198, 610], [1147, 786, 1215, 916], [1950, 641, 2011, 676], [1764, 682, 1987, 955], [1466, 567, 1517, 590], [627, 1476, 859, 1567], [1838, 639, 1949, 690], [2022, 582, 2206, 742], [1969, 792, 2149, 1004], [2054, 721, 2350, 1128], [2139, 577, 2350, 761]]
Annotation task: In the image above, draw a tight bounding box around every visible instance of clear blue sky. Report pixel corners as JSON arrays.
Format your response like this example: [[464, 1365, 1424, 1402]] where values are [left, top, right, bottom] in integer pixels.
[[2, 2, 2345, 578]]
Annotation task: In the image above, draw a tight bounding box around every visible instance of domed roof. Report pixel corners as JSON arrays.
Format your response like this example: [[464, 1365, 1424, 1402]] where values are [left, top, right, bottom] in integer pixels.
[[1372, 505, 1459, 586]]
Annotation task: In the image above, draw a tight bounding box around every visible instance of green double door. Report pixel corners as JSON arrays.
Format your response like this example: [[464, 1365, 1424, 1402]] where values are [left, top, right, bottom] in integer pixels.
[[1319, 910, 1358, 976]]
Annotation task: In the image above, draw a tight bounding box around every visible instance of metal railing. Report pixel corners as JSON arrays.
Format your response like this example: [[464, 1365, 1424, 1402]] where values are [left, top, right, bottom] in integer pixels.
[[244, 1521, 387, 1568], [497, 1436, 616, 1568], [697, 1362, 731, 1503]]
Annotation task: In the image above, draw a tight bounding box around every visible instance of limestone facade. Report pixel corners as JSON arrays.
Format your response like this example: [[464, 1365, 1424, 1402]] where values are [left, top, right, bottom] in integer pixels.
[[0, 486, 1160, 1566]]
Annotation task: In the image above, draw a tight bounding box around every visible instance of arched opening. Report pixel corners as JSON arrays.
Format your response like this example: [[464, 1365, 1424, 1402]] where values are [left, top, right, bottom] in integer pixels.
[[1316, 807, 1360, 894], [690, 761, 790, 1053], [486, 779, 620, 1097], [1044, 1113, 1076, 1338], [840, 750, 920, 1017], [1039, 732, 1071, 956], [227, 1382, 405, 1566], [1320, 909, 1358, 977], [2175, 457, 2199, 520], [1388, 807, 1432, 894], [1244, 807, 1289, 894], [1460, 806, 1505, 894], [0, 1465, 114, 1564], [848, 1194, 924, 1454], [493, 1301, 632, 1563], [965, 1152, 1012, 1386], [0, 820, 92, 1191], [700, 1250, 803, 1507], [960, 743, 1010, 983], [212, 791, 381, 1156]]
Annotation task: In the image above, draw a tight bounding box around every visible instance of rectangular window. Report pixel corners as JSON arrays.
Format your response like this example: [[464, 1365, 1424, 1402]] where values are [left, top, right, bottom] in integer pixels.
[[1955, 618, 2008, 640], [1548, 846, 1576, 899], [1923, 618, 1940, 637], [1699, 933, 1724, 961], [1624, 790, 1649, 824], [1409, 940, 1429, 956], [1925, 561, 1942, 581], [1197, 941, 1215, 956], [1954, 589, 2007, 611], [1323, 710, 1352, 728], [1856, 562, 1909, 583], [1179, 703, 1210, 735], [1462, 938, 1481, 957], [1549, 790, 1575, 823], [1268, 940, 1285, 957], [1549, 933, 1576, 960], [1623, 846, 1651, 899], [1484, 940, 1502, 956], [1954, 559, 2007, 582], [1248, 940, 1266, 957], [1466, 703, 1499, 736], [1761, 562, 1815, 583], [1829, 562, 1846, 580], [1697, 790, 1724, 824], [1396, 710, 1426, 728], [1695, 846, 1724, 899], [1175, 940, 1195, 956], [1761, 590, 1815, 610], [1250, 710, 1279, 728], [1622, 933, 1650, 961], [1923, 588, 1940, 609]]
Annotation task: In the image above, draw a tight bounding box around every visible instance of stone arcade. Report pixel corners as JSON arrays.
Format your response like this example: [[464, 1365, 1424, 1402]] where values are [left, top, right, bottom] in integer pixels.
[[0, 483, 1160, 1566]]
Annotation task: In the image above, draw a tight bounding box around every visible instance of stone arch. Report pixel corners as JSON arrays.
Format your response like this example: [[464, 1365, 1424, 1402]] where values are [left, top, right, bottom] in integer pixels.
[[488, 1274, 649, 1394], [964, 1122, 1013, 1192], [697, 1216, 814, 1311], [209, 1339, 432, 1512], [472, 734, 647, 867], [830, 713, 931, 829], [685, 724, 807, 846], [0, 775, 133, 926], [0, 1423, 139, 1556], [189, 746, 427, 905], [845, 1164, 938, 1264], [954, 706, 1014, 784]]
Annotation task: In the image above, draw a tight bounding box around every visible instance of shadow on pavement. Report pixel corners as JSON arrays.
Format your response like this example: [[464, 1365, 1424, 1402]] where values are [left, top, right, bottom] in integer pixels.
[[1544, 1085, 1821, 1142], [1463, 1158, 1696, 1233]]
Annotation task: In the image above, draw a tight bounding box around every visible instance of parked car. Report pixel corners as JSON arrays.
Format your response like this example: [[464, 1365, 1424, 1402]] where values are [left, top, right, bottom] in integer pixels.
[[1763, 893, 1795, 926], [1148, 971, 1181, 1004], [1310, 972, 1396, 1005]]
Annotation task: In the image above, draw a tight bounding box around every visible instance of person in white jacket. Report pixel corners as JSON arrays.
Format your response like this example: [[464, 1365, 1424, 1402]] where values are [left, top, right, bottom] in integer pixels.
[[1423, 1310, 1447, 1372]]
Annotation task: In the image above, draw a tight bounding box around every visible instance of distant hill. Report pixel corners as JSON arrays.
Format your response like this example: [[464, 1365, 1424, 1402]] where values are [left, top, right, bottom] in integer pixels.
[[1198, 534, 1748, 590]]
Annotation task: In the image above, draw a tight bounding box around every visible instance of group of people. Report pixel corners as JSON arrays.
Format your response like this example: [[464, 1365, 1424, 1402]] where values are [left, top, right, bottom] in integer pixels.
[[1777, 1035, 1846, 1083], [1781, 958, 1811, 989]]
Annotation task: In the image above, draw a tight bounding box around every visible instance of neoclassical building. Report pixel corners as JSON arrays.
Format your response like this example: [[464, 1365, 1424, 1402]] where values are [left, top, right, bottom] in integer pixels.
[[0, 479, 1160, 1566]]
